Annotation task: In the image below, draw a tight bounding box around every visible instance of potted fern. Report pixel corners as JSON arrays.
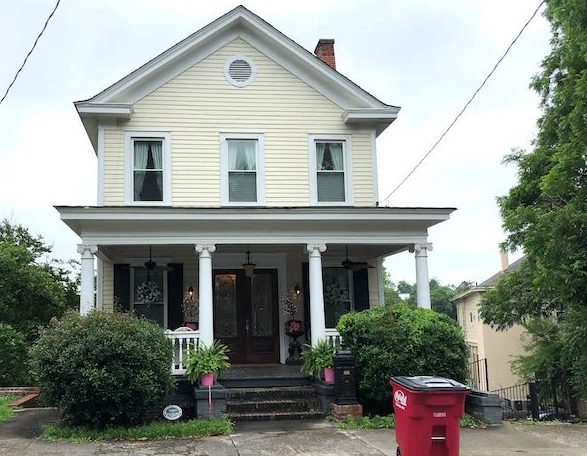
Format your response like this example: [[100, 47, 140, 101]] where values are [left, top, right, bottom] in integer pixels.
[[300, 339, 336, 384], [185, 340, 231, 387]]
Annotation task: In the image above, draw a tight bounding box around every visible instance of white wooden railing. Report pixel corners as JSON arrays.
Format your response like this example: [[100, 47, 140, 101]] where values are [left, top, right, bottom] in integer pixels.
[[165, 328, 200, 375], [325, 328, 343, 348]]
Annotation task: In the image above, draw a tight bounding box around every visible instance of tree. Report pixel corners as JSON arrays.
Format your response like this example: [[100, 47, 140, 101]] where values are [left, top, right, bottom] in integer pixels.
[[479, 0, 587, 397], [387, 274, 471, 320], [0, 220, 78, 338]]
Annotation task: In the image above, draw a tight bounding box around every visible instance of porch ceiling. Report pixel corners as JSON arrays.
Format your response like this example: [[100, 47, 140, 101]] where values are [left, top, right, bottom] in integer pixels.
[[56, 205, 455, 247]]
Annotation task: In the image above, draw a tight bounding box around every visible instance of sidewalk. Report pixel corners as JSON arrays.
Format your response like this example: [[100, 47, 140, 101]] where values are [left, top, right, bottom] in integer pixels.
[[1, 409, 586, 456]]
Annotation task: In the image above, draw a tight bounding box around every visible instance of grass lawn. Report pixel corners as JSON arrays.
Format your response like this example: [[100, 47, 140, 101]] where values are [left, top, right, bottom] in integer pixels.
[[0, 395, 18, 423], [337, 413, 486, 430], [42, 417, 233, 443]]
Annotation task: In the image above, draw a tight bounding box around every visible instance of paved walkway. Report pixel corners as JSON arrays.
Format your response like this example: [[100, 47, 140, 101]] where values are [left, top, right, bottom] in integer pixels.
[[1, 409, 586, 455]]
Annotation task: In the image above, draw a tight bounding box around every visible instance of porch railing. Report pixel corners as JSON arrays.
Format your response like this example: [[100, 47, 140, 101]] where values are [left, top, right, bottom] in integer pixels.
[[165, 328, 201, 375], [325, 328, 343, 349]]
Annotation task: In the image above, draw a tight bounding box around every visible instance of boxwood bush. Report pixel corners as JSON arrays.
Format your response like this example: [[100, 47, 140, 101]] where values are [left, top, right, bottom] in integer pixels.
[[0, 323, 30, 386], [31, 311, 174, 428], [337, 304, 468, 414]]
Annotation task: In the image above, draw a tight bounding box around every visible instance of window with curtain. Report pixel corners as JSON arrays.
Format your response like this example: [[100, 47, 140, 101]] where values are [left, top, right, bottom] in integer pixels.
[[228, 139, 257, 202], [316, 141, 345, 202], [133, 139, 163, 202]]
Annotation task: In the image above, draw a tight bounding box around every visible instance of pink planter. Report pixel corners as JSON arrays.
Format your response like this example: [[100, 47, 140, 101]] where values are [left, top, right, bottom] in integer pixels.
[[200, 373, 215, 386], [324, 367, 335, 384]]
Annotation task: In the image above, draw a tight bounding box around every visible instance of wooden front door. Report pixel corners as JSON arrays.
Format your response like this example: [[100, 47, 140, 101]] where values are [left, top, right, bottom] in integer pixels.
[[213, 269, 279, 364]]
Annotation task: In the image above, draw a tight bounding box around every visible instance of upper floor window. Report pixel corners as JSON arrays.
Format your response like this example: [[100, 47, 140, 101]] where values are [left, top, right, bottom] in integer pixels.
[[309, 134, 352, 205], [125, 131, 171, 205], [220, 134, 265, 205]]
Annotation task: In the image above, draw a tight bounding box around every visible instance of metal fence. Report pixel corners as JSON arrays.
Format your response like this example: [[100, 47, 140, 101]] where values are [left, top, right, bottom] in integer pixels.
[[491, 381, 574, 420], [468, 358, 489, 391]]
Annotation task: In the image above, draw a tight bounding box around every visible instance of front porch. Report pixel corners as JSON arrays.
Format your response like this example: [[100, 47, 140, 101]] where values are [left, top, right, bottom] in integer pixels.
[[59, 206, 453, 373]]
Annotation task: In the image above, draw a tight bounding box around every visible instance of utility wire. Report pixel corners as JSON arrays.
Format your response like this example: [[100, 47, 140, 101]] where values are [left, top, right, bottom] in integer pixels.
[[0, 0, 62, 106], [383, 0, 546, 205]]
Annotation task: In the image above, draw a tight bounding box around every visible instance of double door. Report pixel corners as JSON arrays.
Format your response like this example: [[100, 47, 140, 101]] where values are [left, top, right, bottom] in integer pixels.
[[213, 269, 279, 364]]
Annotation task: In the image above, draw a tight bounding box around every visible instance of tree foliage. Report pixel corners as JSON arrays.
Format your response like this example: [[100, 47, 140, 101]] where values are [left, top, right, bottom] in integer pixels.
[[480, 0, 587, 396], [384, 269, 471, 320], [0, 220, 78, 339]]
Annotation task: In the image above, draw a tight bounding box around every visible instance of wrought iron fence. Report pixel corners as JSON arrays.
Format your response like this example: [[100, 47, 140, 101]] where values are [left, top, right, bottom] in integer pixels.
[[468, 358, 489, 391], [491, 381, 574, 420]]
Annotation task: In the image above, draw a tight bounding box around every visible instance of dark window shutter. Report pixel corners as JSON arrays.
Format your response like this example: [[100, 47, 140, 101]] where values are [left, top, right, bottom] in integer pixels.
[[353, 269, 370, 312], [302, 262, 310, 343], [167, 263, 184, 330], [114, 264, 130, 312]]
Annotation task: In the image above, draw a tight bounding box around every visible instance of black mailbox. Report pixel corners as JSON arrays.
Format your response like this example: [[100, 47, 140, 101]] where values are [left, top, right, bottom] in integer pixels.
[[334, 348, 358, 405]]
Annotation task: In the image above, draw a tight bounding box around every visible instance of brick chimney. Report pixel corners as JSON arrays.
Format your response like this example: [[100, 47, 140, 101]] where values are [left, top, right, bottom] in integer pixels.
[[314, 39, 336, 69]]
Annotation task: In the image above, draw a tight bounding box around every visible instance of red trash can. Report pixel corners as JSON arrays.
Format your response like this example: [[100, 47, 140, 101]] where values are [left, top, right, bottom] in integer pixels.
[[390, 376, 469, 456]]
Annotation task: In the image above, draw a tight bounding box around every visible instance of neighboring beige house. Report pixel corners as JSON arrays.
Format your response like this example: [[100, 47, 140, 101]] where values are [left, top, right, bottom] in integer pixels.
[[453, 254, 527, 391], [57, 6, 454, 373]]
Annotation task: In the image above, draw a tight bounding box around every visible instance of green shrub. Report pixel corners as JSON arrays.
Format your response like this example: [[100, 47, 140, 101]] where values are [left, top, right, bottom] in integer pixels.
[[31, 311, 174, 428], [0, 323, 31, 386], [337, 304, 468, 414]]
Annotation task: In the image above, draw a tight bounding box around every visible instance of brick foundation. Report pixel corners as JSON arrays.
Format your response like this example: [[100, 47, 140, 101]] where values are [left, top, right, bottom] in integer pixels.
[[331, 402, 363, 421]]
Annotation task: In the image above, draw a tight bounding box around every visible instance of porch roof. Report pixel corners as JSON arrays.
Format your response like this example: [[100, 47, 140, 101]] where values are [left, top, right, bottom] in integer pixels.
[[56, 205, 455, 247]]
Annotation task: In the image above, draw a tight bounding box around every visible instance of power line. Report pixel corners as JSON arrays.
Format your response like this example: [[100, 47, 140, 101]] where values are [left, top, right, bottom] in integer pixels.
[[0, 0, 62, 106], [383, 0, 546, 205]]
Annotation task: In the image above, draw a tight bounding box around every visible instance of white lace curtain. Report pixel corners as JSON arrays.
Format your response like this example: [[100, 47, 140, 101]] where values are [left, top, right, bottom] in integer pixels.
[[228, 140, 256, 171], [134, 141, 163, 170], [316, 142, 343, 171]]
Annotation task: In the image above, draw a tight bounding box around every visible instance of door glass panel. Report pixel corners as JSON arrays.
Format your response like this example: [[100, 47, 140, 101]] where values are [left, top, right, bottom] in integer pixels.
[[215, 274, 238, 338], [133, 268, 164, 327], [323, 267, 351, 328], [251, 273, 273, 337]]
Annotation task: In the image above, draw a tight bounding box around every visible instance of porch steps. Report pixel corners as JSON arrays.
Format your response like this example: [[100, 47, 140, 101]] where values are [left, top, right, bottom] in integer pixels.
[[226, 386, 323, 422]]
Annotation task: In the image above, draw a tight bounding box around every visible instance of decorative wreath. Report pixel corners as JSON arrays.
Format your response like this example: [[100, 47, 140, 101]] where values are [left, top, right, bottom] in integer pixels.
[[135, 280, 162, 306]]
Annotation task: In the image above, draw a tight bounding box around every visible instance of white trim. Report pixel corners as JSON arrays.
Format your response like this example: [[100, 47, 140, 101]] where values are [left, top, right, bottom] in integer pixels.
[[343, 108, 400, 123], [223, 54, 257, 87], [377, 257, 385, 306], [130, 268, 169, 329], [97, 126, 105, 205], [212, 252, 288, 363], [308, 134, 353, 206], [371, 129, 379, 205], [220, 133, 265, 206], [76, 103, 133, 118], [124, 131, 172, 205], [96, 257, 103, 311]]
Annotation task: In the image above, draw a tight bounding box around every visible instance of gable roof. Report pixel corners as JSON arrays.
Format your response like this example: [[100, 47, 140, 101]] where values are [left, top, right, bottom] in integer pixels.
[[452, 256, 526, 302], [76, 5, 400, 151]]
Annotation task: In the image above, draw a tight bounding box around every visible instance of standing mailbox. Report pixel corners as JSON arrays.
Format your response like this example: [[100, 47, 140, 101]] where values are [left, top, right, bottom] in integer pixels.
[[334, 349, 357, 404], [390, 376, 469, 456]]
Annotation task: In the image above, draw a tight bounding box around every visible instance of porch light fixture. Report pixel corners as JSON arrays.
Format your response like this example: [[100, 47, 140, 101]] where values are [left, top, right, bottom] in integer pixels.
[[242, 250, 256, 278], [182, 286, 198, 321], [294, 284, 301, 297]]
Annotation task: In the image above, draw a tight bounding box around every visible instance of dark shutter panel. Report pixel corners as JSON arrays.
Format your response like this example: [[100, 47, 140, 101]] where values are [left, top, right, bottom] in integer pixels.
[[167, 263, 184, 330], [353, 269, 370, 312], [302, 262, 310, 343], [114, 264, 130, 312]]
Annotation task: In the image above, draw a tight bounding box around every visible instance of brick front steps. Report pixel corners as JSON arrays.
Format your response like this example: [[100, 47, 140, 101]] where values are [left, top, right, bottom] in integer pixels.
[[226, 386, 323, 421]]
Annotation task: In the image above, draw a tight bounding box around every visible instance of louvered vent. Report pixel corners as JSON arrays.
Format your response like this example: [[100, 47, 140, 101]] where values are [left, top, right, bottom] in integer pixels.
[[224, 56, 256, 87], [229, 59, 252, 82]]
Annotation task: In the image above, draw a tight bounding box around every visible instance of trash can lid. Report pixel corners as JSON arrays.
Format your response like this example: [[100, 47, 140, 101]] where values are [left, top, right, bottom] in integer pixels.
[[391, 376, 469, 392]]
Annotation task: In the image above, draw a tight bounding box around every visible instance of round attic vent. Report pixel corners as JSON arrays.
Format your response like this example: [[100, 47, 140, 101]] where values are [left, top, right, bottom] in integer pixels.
[[224, 55, 256, 87]]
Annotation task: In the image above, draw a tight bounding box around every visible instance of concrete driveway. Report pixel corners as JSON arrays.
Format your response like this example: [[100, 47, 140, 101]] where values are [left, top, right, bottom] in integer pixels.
[[1, 409, 586, 456]]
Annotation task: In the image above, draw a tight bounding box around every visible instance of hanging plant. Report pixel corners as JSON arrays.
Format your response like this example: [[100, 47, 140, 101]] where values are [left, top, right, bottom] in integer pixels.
[[135, 280, 161, 306]]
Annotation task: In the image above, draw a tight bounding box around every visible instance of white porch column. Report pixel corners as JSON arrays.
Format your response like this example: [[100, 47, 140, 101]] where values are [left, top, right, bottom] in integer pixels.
[[307, 243, 327, 346], [195, 244, 216, 346], [77, 244, 98, 316], [411, 243, 433, 309]]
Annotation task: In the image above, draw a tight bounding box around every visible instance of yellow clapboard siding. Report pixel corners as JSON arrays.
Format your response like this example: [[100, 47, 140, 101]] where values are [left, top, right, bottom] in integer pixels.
[[102, 38, 375, 207]]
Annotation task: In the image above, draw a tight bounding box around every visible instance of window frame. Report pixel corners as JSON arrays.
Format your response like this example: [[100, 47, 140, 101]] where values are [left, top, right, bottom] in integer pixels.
[[220, 133, 265, 206], [308, 134, 353, 205], [129, 266, 168, 329], [124, 131, 171, 205], [322, 264, 355, 329]]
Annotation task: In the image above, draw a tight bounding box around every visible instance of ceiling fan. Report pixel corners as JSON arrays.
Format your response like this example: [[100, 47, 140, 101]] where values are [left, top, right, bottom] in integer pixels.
[[130, 246, 173, 272], [341, 245, 374, 271]]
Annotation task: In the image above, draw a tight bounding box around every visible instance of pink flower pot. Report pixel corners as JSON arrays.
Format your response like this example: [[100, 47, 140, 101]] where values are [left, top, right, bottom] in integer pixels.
[[324, 367, 335, 384], [200, 372, 215, 387]]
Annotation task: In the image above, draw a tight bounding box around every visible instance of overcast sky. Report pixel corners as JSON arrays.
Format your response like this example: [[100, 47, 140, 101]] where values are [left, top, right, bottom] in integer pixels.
[[0, 0, 550, 286]]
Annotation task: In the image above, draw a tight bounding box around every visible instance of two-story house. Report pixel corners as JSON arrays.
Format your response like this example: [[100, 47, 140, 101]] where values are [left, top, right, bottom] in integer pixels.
[[57, 6, 454, 372]]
